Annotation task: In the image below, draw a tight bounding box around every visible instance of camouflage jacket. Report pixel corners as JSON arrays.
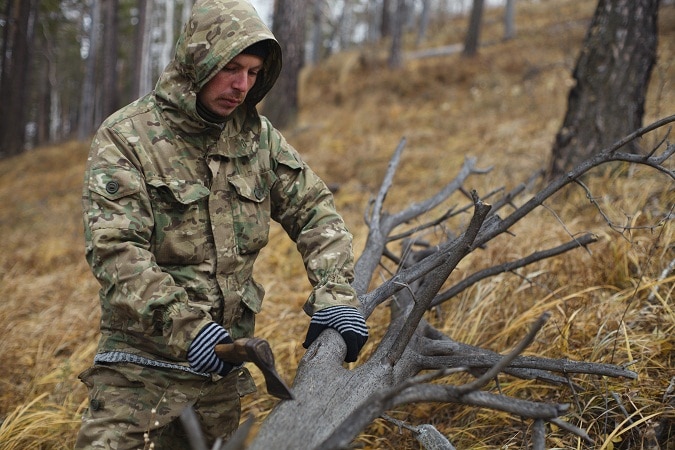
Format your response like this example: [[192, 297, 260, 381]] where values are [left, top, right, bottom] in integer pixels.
[[82, 0, 359, 370]]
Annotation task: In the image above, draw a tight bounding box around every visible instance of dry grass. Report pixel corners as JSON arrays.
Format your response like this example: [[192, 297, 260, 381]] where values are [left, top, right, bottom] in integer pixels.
[[1, 0, 674, 448]]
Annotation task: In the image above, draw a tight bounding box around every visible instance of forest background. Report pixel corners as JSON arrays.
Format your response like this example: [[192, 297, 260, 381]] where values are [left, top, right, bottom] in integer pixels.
[[0, 0, 674, 448]]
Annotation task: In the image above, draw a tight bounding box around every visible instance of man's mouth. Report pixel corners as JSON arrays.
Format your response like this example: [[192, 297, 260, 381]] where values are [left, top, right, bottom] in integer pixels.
[[220, 97, 243, 108]]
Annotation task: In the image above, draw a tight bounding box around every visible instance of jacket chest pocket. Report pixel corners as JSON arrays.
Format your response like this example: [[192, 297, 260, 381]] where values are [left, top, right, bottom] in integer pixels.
[[147, 179, 211, 265], [227, 170, 274, 255]]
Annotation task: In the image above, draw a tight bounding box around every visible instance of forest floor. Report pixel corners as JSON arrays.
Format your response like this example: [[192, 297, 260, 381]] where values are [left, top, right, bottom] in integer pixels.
[[0, 0, 674, 448]]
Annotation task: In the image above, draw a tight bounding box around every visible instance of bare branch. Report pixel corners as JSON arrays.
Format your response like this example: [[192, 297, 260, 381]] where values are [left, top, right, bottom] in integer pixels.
[[418, 337, 637, 379], [456, 312, 551, 394], [532, 419, 546, 450], [383, 192, 492, 364], [431, 233, 598, 307], [472, 116, 675, 250], [549, 417, 594, 444]]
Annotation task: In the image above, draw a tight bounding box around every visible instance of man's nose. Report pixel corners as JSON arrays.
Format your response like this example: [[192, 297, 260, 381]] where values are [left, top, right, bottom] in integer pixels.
[[232, 71, 249, 91]]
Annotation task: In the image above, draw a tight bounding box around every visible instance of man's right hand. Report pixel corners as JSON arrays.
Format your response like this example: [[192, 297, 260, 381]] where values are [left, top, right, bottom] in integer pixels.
[[188, 322, 236, 375]]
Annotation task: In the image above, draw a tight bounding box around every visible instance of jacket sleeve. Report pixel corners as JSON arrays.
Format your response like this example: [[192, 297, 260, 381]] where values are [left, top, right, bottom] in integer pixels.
[[264, 119, 361, 315], [83, 126, 213, 362]]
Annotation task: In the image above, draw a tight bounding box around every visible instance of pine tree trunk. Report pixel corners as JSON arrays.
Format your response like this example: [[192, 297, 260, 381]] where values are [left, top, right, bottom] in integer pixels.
[[0, 0, 35, 157], [548, 0, 660, 178], [388, 0, 406, 69], [78, 0, 101, 140], [101, 0, 119, 119], [463, 0, 485, 57], [262, 0, 306, 129], [504, 0, 516, 40]]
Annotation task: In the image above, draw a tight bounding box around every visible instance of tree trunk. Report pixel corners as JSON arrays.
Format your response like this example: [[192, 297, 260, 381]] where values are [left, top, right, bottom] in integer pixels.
[[310, 0, 322, 64], [132, 0, 149, 99], [416, 0, 432, 46], [463, 0, 485, 57], [34, 14, 56, 147], [381, 0, 391, 38], [504, 0, 516, 40], [158, 0, 175, 77], [548, 0, 660, 178], [138, 0, 155, 98], [388, 0, 406, 69], [78, 0, 101, 141], [262, 0, 306, 129], [101, 0, 119, 119], [0, 0, 36, 157]]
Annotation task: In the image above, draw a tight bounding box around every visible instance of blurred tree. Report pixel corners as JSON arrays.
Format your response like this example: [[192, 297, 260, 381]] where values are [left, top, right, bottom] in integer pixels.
[[381, 0, 391, 38], [463, 0, 484, 57], [78, 0, 100, 140], [132, 0, 149, 98], [33, 0, 60, 146], [415, 0, 431, 46], [0, 0, 37, 157], [262, 0, 306, 128], [311, 0, 322, 64], [388, 0, 407, 68], [101, 0, 120, 120], [503, 0, 516, 40], [548, 0, 660, 178]]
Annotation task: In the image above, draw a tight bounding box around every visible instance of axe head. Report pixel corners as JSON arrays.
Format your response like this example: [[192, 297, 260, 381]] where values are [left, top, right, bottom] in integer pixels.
[[215, 338, 294, 400]]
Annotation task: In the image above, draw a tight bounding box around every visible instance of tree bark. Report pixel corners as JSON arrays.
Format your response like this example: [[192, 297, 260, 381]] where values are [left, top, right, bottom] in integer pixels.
[[381, 0, 392, 38], [0, 0, 36, 157], [548, 0, 660, 178], [463, 0, 485, 57], [388, 0, 406, 69], [310, 0, 322, 64], [78, 0, 101, 141], [35, 15, 56, 147], [416, 0, 432, 46], [504, 0, 516, 40], [132, 0, 149, 99], [101, 0, 119, 119], [262, 0, 306, 128]]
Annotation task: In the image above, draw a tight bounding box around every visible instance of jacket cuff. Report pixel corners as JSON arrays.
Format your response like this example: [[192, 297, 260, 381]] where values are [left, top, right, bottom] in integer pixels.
[[303, 278, 360, 316]]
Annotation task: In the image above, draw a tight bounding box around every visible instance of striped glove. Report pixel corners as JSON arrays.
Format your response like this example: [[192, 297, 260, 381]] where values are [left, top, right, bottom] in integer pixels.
[[303, 306, 369, 362], [188, 322, 235, 376]]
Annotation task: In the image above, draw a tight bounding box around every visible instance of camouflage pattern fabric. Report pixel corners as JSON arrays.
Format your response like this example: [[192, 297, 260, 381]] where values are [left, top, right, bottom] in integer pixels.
[[74, 364, 255, 449], [82, 0, 359, 371], [78, 0, 361, 445]]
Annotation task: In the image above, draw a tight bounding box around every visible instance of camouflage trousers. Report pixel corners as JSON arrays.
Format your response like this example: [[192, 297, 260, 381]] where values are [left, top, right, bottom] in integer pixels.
[[74, 362, 256, 450]]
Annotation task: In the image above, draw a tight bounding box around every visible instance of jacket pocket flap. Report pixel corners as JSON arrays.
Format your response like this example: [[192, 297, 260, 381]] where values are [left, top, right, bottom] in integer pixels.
[[147, 178, 210, 204], [89, 166, 142, 201], [228, 171, 274, 203]]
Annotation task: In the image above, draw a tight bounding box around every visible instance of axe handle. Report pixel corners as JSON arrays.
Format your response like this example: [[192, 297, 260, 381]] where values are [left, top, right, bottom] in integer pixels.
[[214, 338, 276, 367], [214, 339, 251, 364]]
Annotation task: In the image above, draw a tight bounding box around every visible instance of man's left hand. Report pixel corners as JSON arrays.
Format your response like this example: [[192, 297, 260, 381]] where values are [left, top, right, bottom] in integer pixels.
[[303, 306, 368, 362]]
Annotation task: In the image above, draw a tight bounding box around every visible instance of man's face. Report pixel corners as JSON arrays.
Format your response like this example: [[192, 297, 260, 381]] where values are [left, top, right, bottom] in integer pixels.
[[197, 53, 264, 117]]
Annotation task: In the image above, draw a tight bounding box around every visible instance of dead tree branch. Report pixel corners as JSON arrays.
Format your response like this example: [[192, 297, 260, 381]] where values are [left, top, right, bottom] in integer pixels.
[[238, 116, 675, 449]]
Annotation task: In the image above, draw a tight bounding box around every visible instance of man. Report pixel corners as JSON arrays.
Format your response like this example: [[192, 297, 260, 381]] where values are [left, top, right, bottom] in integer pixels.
[[75, 0, 368, 448]]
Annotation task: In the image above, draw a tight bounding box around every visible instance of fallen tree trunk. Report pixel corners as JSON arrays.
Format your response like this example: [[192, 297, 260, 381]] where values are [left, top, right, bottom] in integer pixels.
[[215, 116, 675, 450]]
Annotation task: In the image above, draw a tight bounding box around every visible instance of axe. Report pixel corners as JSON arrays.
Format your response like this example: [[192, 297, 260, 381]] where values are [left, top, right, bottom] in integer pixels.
[[215, 337, 293, 400]]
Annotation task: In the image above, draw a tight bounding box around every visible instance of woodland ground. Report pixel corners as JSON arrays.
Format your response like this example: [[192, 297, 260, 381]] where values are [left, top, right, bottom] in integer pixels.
[[0, 1, 674, 448]]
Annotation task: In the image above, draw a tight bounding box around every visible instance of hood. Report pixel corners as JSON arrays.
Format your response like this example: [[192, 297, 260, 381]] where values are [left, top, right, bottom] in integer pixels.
[[155, 0, 282, 128]]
